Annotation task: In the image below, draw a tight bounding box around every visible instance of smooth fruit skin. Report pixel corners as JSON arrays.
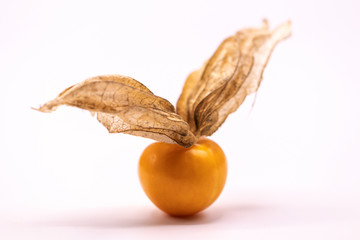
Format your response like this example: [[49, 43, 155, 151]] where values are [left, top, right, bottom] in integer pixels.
[[138, 137, 227, 217]]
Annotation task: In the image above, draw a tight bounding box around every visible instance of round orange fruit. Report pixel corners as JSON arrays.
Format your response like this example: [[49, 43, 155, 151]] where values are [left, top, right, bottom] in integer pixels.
[[138, 137, 227, 216]]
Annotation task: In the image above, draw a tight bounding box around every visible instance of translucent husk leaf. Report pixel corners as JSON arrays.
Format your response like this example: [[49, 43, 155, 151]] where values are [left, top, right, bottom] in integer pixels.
[[176, 20, 291, 136], [36, 75, 196, 147], [36, 21, 290, 148]]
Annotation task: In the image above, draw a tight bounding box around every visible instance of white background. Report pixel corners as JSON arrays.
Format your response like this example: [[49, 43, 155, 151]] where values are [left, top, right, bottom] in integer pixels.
[[1, 0, 359, 239]]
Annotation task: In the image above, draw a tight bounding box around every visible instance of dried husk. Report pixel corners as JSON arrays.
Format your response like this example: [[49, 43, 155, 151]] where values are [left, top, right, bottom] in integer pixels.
[[36, 21, 291, 147], [36, 75, 196, 147], [176, 20, 291, 136]]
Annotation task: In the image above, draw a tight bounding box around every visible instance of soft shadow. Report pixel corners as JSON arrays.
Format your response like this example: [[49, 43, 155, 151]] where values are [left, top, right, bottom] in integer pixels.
[[32, 200, 340, 229], [33, 206, 221, 228], [32, 203, 267, 229]]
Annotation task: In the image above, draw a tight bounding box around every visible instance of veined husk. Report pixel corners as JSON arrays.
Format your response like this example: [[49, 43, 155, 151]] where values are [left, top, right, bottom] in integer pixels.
[[36, 21, 291, 147], [177, 20, 291, 136]]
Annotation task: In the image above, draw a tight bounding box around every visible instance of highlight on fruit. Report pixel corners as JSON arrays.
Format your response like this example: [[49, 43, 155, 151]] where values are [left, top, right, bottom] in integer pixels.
[[35, 20, 291, 216]]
